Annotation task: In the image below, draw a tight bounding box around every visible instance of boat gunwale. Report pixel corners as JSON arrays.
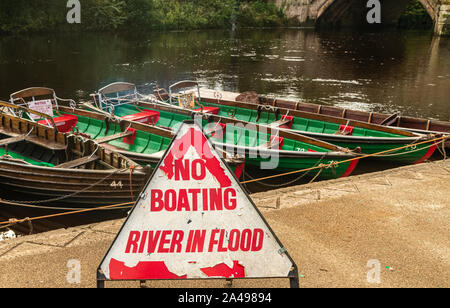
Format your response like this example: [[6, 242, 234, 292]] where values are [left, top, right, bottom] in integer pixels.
[[0, 159, 147, 175], [211, 142, 356, 159], [251, 95, 450, 139], [127, 100, 355, 154], [58, 105, 174, 140], [198, 96, 423, 139], [0, 106, 144, 172], [284, 129, 424, 144], [0, 181, 144, 194]]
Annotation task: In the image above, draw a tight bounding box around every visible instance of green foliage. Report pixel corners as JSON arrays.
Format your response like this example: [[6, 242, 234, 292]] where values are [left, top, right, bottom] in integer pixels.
[[149, 0, 236, 30], [125, 0, 154, 28], [83, 0, 128, 30], [0, 0, 66, 33], [0, 0, 287, 34], [398, 0, 433, 29], [238, 0, 286, 27]]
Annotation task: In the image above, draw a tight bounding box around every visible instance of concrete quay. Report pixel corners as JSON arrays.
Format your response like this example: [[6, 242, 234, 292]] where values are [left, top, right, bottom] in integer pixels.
[[0, 159, 449, 288]]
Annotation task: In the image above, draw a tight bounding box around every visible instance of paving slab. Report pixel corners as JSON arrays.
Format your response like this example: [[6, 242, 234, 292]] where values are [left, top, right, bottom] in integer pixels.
[[0, 160, 449, 288]]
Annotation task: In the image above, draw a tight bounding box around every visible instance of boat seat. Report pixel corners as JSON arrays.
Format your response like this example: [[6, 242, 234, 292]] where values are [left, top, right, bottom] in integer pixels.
[[259, 136, 285, 150], [338, 124, 354, 136], [122, 128, 137, 145], [0, 136, 26, 146], [38, 114, 78, 133], [95, 131, 134, 144], [56, 155, 99, 169], [269, 135, 284, 149], [194, 106, 220, 115], [269, 115, 294, 129], [0, 128, 67, 150], [204, 122, 226, 139], [121, 110, 160, 125]]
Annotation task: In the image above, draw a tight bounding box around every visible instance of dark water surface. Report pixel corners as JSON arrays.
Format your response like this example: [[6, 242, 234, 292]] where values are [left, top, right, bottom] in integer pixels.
[[1, 28, 449, 120], [0, 28, 449, 234]]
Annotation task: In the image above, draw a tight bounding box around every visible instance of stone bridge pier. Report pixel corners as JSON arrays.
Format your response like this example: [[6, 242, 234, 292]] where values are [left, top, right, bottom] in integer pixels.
[[271, 0, 450, 36]]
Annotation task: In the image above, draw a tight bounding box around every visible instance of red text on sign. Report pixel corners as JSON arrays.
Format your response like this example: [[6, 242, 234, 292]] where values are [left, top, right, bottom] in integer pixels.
[[125, 230, 184, 254], [150, 188, 237, 212], [124, 228, 265, 254]]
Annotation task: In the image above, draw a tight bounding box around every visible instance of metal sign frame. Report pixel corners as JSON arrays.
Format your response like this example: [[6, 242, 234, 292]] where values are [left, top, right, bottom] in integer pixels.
[[97, 119, 299, 288]]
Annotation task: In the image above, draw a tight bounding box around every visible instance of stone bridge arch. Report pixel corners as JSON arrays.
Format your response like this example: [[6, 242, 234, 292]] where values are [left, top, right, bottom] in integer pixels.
[[315, 0, 437, 27], [271, 0, 449, 35]]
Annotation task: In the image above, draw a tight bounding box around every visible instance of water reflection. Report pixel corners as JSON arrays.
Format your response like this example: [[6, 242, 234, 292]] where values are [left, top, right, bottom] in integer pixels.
[[0, 28, 448, 120]]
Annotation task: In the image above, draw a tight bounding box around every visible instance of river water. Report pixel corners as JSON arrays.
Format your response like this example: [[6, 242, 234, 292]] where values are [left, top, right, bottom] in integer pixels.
[[1, 28, 449, 120], [0, 28, 448, 234]]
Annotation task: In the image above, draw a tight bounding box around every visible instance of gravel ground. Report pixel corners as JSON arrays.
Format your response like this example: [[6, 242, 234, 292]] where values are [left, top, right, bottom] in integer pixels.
[[0, 160, 448, 288]]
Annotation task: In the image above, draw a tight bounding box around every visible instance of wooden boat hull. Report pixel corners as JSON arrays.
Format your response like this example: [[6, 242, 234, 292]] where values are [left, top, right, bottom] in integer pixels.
[[241, 92, 450, 149], [50, 107, 246, 178], [260, 96, 450, 135], [215, 143, 358, 179], [194, 88, 450, 147], [0, 104, 151, 209], [90, 102, 359, 180], [190, 97, 440, 164], [0, 160, 148, 207]]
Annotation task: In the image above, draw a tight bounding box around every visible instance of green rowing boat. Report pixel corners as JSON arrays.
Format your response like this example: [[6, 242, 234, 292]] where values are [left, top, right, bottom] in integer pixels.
[[0, 101, 150, 208], [153, 81, 440, 165], [84, 82, 359, 180], [7, 87, 245, 178]]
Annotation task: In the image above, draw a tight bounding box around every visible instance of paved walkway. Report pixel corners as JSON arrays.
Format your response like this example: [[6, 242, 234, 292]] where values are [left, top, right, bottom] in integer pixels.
[[0, 160, 449, 288]]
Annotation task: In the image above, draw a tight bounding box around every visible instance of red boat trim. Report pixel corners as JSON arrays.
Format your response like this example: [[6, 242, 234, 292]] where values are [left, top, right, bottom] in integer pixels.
[[338, 124, 354, 136], [234, 163, 245, 180], [269, 135, 285, 149], [340, 159, 359, 178], [38, 114, 78, 133], [414, 144, 437, 164], [122, 127, 137, 145], [121, 110, 160, 125]]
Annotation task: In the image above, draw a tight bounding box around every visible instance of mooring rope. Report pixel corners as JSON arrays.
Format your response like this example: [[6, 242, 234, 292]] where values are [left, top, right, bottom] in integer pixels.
[[129, 165, 135, 202], [0, 135, 448, 228], [0, 199, 133, 211], [0, 201, 135, 229], [243, 153, 327, 188], [240, 135, 449, 185], [436, 137, 448, 160]]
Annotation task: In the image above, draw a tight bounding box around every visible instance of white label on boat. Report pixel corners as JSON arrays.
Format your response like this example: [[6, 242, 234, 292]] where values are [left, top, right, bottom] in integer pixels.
[[98, 121, 294, 281], [136, 117, 150, 123], [28, 99, 54, 120]]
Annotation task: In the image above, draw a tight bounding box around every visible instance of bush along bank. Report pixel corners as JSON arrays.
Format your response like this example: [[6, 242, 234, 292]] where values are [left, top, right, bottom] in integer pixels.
[[398, 0, 434, 29], [0, 0, 287, 34]]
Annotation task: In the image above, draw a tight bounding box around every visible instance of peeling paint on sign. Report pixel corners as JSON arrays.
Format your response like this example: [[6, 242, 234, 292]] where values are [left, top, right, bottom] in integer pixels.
[[98, 121, 294, 280]]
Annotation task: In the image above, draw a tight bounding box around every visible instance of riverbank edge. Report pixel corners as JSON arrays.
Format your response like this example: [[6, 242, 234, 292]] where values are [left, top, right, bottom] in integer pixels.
[[0, 0, 435, 36], [0, 159, 448, 288]]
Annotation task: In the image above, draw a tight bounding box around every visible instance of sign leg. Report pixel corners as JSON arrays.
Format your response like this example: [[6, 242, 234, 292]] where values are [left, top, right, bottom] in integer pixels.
[[289, 267, 299, 288], [289, 276, 299, 288]]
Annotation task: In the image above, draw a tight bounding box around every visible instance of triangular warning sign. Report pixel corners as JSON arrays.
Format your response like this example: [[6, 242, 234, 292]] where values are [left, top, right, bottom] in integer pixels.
[[98, 120, 297, 283]]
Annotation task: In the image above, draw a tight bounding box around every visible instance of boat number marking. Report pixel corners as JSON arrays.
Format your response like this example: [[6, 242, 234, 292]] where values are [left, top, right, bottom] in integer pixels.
[[110, 181, 123, 189]]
